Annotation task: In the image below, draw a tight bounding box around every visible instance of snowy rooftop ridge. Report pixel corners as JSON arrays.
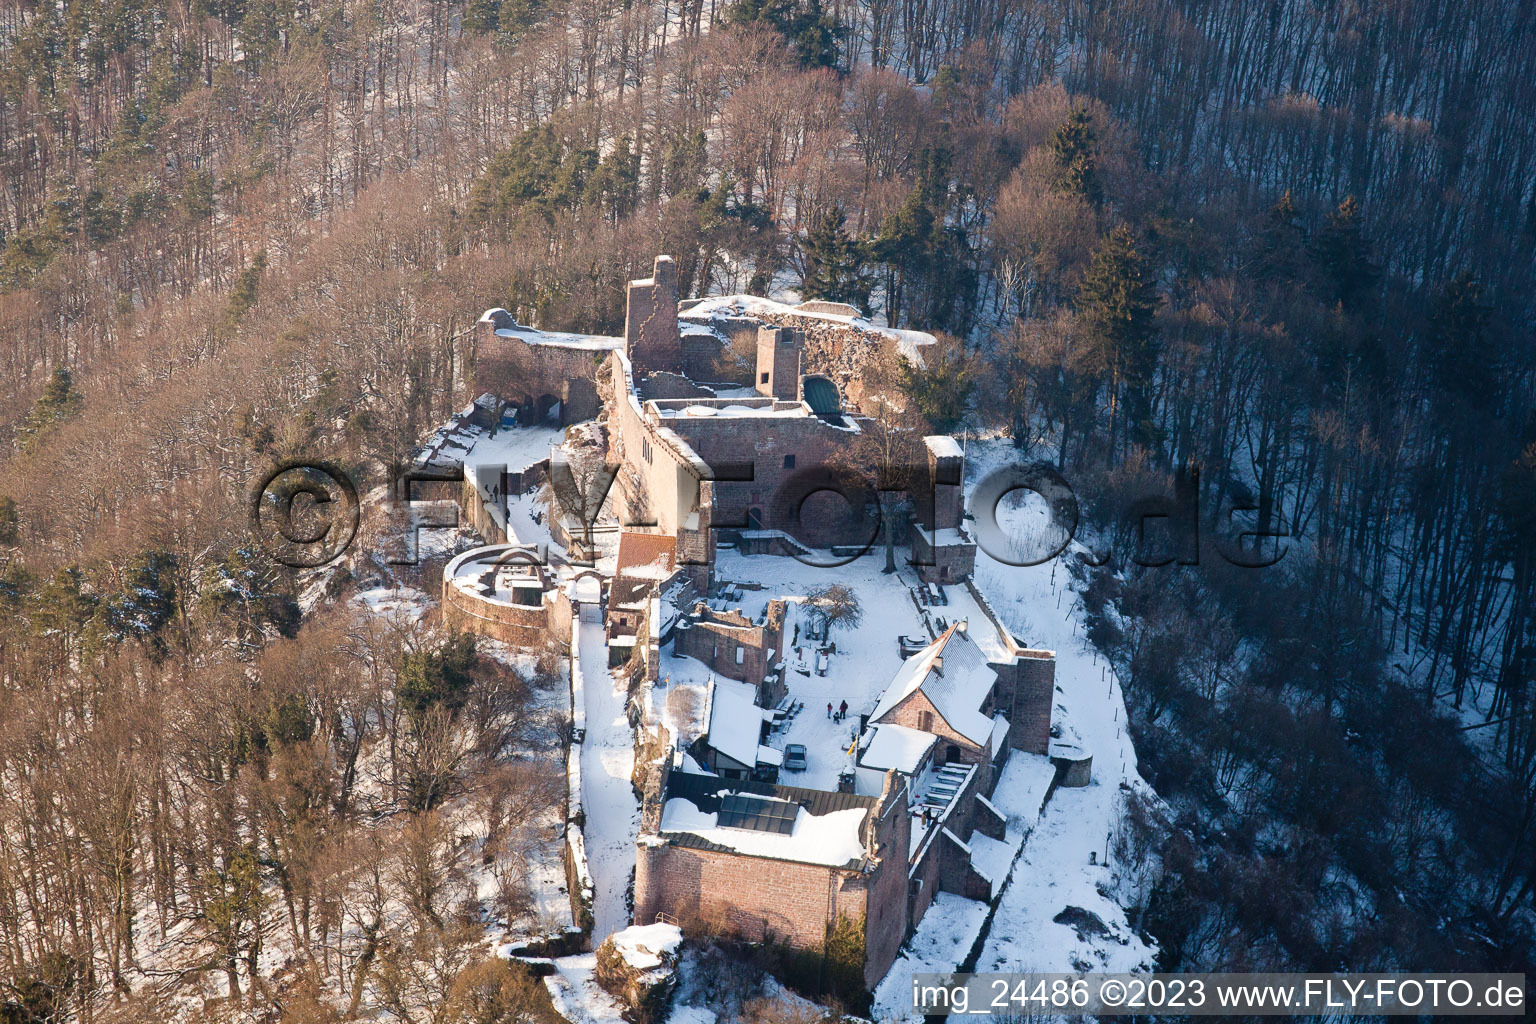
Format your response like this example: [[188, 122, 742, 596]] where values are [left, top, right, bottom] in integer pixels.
[[868, 623, 999, 747], [704, 676, 778, 769], [869, 625, 955, 723]]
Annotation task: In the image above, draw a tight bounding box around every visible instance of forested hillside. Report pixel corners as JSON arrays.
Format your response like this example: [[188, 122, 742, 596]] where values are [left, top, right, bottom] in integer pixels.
[[2, 1, 1534, 1020]]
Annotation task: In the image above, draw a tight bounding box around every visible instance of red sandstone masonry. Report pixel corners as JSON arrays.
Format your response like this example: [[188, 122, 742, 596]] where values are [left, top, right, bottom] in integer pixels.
[[471, 314, 608, 423], [626, 257, 680, 374], [879, 691, 988, 766], [635, 843, 869, 950], [1008, 654, 1054, 756], [671, 602, 785, 694]]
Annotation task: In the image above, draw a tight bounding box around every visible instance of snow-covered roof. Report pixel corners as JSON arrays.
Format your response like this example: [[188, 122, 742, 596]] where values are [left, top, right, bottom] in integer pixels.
[[706, 677, 775, 767], [869, 628, 952, 724], [869, 625, 999, 747], [659, 797, 867, 867], [860, 723, 937, 775], [919, 628, 999, 746], [925, 434, 964, 459]]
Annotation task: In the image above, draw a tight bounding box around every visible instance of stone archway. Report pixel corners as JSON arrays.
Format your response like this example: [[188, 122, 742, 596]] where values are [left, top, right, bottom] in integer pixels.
[[532, 393, 562, 425], [569, 568, 605, 622]]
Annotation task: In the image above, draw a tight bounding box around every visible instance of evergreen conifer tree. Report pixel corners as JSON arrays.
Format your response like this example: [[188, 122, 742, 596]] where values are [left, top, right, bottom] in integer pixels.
[[1310, 195, 1378, 308], [1425, 272, 1497, 420], [1253, 189, 1305, 283], [17, 366, 84, 452], [0, 496, 17, 547], [800, 207, 871, 311], [725, 0, 845, 68], [1078, 225, 1161, 449], [462, 0, 501, 34], [1049, 105, 1101, 205]]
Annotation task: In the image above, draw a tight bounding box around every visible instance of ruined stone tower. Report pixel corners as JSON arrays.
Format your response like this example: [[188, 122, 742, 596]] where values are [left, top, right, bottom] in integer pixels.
[[755, 325, 802, 402], [625, 255, 680, 374]]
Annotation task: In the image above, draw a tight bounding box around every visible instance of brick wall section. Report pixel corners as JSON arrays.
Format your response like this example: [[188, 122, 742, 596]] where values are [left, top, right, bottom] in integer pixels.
[[664, 414, 873, 547], [441, 583, 551, 647], [926, 443, 965, 531], [626, 256, 680, 374], [635, 371, 714, 401], [470, 314, 608, 423], [680, 333, 727, 381], [878, 691, 989, 767], [633, 776, 913, 991], [907, 822, 941, 927], [756, 326, 803, 401], [606, 350, 711, 583], [634, 843, 869, 950], [683, 308, 912, 417], [938, 829, 992, 902], [932, 766, 989, 898], [459, 475, 508, 542], [862, 777, 913, 989], [912, 532, 977, 584], [671, 601, 785, 695], [998, 652, 1054, 755]]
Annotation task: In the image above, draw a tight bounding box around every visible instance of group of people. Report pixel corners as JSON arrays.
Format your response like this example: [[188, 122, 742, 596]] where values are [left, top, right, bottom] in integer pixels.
[[826, 699, 849, 722]]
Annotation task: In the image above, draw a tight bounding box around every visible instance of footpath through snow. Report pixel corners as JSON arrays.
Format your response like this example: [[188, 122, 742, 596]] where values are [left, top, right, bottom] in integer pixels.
[[576, 616, 641, 942]]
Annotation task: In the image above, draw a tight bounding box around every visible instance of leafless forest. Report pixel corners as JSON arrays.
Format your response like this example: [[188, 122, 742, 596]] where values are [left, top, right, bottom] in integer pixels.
[[2, 1, 1535, 1020]]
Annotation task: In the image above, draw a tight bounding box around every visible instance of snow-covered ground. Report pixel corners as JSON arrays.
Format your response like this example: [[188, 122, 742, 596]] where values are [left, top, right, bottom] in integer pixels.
[[871, 754, 1055, 1022], [965, 440, 1159, 977], [680, 293, 937, 362], [655, 548, 955, 789], [872, 892, 991, 1020], [352, 583, 431, 621], [576, 616, 641, 941], [546, 953, 630, 1024]]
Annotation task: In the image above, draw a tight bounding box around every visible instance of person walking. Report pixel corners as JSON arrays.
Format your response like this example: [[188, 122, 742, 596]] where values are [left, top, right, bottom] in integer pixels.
[[839, 699, 848, 720], [826, 702, 833, 719]]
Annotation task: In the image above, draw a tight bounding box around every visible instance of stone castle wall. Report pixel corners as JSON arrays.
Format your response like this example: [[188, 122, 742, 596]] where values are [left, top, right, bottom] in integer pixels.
[[471, 313, 607, 425], [995, 650, 1055, 756], [633, 842, 869, 950], [441, 583, 553, 648]]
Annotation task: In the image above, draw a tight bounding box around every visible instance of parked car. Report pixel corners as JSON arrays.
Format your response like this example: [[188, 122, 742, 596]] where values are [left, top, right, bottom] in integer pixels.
[[783, 743, 808, 772]]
